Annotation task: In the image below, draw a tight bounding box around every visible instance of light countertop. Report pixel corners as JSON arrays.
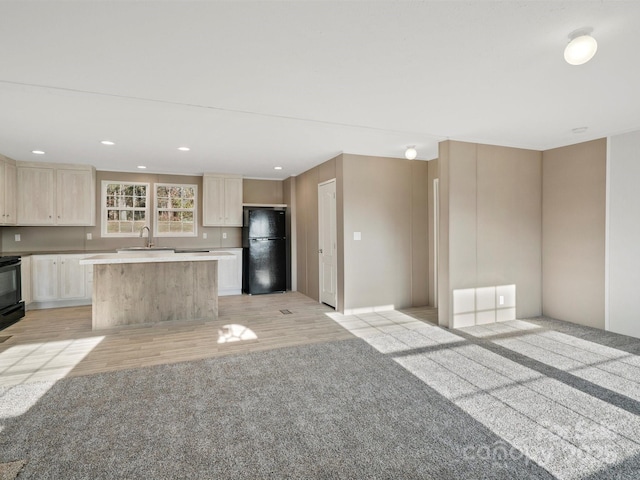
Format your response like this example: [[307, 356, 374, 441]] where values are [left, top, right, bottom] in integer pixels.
[[80, 251, 235, 265]]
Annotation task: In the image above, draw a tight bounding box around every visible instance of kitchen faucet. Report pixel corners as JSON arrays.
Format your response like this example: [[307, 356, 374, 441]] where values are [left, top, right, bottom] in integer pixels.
[[139, 226, 153, 248]]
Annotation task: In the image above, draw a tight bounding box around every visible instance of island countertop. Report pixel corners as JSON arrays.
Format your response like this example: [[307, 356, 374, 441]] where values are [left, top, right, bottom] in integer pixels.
[[80, 251, 235, 265]]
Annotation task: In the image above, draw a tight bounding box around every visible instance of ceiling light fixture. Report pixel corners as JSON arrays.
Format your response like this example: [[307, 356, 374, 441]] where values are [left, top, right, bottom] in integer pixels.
[[32, 150, 45, 155], [101, 140, 115, 146], [177, 147, 190, 152], [572, 126, 589, 135], [564, 30, 598, 66], [405, 146, 417, 160], [274, 166, 283, 170], [137, 165, 147, 169]]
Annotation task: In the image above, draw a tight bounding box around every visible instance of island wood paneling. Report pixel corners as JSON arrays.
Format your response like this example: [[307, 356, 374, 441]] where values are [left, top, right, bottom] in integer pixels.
[[92, 260, 218, 329]]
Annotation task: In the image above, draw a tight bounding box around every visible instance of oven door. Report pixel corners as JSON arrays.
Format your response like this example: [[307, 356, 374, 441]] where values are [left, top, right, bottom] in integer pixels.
[[0, 261, 21, 311]]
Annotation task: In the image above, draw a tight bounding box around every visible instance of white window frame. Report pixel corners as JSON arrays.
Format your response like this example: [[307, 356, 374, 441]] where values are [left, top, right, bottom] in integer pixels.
[[153, 183, 198, 238], [101, 180, 150, 237]]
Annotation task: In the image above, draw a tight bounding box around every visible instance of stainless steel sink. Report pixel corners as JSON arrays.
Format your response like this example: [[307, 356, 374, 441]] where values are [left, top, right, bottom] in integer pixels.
[[116, 247, 176, 253]]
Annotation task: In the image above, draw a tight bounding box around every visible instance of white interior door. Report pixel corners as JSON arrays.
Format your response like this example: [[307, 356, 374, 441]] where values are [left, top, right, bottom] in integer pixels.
[[318, 179, 337, 308]]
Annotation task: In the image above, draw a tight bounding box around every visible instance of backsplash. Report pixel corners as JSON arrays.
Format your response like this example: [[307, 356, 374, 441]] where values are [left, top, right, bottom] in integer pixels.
[[0, 225, 242, 253]]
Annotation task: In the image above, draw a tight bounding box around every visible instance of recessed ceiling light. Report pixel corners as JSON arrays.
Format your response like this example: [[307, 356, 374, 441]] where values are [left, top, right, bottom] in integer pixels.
[[177, 147, 190, 152], [101, 140, 115, 145], [274, 166, 283, 170], [137, 165, 147, 169], [32, 150, 45, 155]]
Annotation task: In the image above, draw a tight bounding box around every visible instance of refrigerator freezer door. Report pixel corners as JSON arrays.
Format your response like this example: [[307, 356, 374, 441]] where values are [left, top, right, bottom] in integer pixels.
[[244, 238, 287, 294], [247, 209, 286, 239]]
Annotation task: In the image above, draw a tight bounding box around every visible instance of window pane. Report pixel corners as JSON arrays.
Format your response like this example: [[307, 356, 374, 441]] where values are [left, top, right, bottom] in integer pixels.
[[157, 198, 169, 209], [183, 187, 195, 199], [135, 185, 146, 196], [171, 198, 182, 208], [182, 199, 194, 209]]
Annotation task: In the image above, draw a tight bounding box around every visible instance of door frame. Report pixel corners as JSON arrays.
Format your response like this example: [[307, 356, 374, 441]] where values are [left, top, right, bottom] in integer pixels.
[[318, 179, 337, 308]]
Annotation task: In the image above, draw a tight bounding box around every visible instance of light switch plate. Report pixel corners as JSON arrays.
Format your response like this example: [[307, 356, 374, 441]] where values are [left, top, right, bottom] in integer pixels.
[[203, 232, 207, 239], [14, 234, 21, 242], [222, 232, 227, 239], [86, 233, 92, 240], [353, 232, 361, 241]]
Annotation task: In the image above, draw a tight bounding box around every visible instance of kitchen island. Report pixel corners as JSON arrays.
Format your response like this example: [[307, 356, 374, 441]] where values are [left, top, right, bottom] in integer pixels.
[[80, 251, 234, 330]]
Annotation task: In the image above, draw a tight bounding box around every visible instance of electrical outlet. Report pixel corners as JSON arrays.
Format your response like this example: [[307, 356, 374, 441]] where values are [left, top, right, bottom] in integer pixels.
[[222, 232, 227, 239], [14, 234, 21, 242], [202, 232, 207, 239], [86, 233, 92, 240]]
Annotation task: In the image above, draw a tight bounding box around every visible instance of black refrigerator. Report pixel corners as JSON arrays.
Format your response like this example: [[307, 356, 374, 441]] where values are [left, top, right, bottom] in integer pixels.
[[243, 208, 287, 295]]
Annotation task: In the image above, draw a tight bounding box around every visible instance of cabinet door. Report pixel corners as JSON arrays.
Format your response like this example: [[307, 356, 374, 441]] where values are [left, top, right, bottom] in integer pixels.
[[203, 175, 225, 226], [17, 167, 55, 225], [56, 169, 93, 225], [217, 249, 243, 295], [59, 255, 86, 299], [224, 177, 243, 226], [3, 161, 17, 225], [32, 255, 59, 301]]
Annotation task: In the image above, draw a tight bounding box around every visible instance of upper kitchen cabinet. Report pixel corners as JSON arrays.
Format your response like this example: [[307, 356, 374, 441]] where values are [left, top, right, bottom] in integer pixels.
[[0, 155, 17, 225], [203, 174, 243, 226], [17, 162, 96, 226]]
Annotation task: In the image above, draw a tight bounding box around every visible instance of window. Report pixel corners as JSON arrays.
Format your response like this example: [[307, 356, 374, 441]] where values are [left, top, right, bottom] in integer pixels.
[[101, 181, 149, 237], [154, 183, 197, 237]]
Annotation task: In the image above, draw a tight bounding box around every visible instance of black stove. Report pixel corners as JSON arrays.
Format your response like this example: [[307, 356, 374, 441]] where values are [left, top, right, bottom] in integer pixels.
[[0, 256, 21, 268], [0, 255, 25, 330]]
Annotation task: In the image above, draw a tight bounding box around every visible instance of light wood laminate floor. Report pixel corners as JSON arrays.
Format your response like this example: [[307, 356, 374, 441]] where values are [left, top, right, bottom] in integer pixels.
[[0, 292, 437, 387]]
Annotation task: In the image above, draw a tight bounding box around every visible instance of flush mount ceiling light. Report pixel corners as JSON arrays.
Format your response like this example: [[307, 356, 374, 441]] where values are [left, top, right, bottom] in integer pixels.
[[564, 30, 598, 65], [32, 150, 45, 155], [101, 140, 115, 146], [405, 146, 417, 160], [177, 146, 190, 152]]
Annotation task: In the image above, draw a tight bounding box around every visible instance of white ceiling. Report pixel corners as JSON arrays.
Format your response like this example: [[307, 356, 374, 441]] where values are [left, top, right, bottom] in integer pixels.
[[1, 1, 639, 179]]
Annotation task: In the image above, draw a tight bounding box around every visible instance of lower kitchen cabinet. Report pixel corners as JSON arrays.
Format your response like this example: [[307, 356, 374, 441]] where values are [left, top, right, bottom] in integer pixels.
[[28, 249, 241, 310], [20, 255, 32, 305], [30, 254, 92, 308], [217, 248, 243, 296]]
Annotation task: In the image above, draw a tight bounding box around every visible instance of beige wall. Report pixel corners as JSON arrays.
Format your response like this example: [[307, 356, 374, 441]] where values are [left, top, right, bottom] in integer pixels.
[[243, 179, 284, 204], [542, 139, 606, 329], [294, 156, 339, 304], [293, 153, 430, 312], [427, 159, 439, 307], [283, 176, 296, 291], [438, 140, 542, 327], [0, 172, 283, 253]]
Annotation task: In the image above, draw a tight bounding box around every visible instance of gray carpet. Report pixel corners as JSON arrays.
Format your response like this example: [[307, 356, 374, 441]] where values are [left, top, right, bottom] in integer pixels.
[[0, 338, 554, 479]]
